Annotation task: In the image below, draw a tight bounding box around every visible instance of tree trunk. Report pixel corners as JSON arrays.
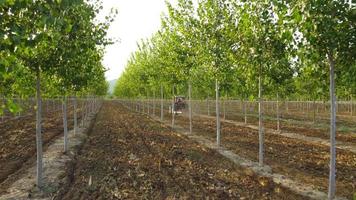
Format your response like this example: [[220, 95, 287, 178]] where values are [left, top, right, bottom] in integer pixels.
[[147, 94, 149, 115], [351, 95, 353, 116], [207, 96, 210, 116], [216, 79, 221, 147], [81, 100, 84, 127], [189, 81, 192, 134], [313, 99, 316, 124], [45, 99, 48, 114], [1, 96, 4, 122], [171, 84, 175, 128], [74, 95, 78, 135], [327, 51, 336, 200], [258, 69, 264, 166], [62, 96, 68, 152], [277, 92, 280, 132], [223, 98, 226, 120], [161, 84, 164, 121], [244, 99, 247, 124], [35, 68, 43, 188], [153, 91, 156, 116]]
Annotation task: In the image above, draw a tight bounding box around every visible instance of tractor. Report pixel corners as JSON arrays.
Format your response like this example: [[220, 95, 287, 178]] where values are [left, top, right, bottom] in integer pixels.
[[170, 96, 186, 114]]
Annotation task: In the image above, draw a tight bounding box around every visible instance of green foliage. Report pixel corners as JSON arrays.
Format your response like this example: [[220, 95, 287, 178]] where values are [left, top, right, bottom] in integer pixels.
[[0, 0, 115, 105], [114, 0, 354, 100]]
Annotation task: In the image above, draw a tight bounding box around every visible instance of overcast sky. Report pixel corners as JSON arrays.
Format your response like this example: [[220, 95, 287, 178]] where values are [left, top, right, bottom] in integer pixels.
[[97, 0, 175, 81]]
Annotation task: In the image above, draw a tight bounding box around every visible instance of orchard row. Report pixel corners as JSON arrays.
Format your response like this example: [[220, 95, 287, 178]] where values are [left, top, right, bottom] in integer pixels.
[[113, 1, 355, 199]]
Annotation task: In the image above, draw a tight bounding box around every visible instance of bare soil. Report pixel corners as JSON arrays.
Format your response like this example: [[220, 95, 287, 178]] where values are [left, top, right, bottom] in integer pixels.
[[0, 106, 81, 192], [224, 113, 356, 145], [171, 114, 356, 199], [56, 102, 307, 200]]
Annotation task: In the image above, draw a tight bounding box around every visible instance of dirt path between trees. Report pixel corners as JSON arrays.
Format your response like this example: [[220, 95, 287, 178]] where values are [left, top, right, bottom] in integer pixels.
[[55, 102, 307, 199], [0, 108, 96, 200], [0, 107, 80, 187], [197, 114, 356, 154], [145, 115, 348, 200], [167, 113, 355, 199]]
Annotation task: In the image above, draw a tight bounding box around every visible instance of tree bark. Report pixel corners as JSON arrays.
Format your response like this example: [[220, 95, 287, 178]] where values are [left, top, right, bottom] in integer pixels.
[[258, 68, 264, 166], [81, 100, 84, 127], [1, 96, 4, 122], [171, 84, 175, 128], [153, 91, 156, 116], [147, 93, 149, 115], [161, 84, 164, 121], [207, 96, 210, 116], [277, 92, 280, 132], [244, 99, 247, 124], [351, 95, 353, 116], [189, 81, 192, 134], [74, 95, 78, 135], [35, 68, 43, 188], [327, 51, 336, 200], [216, 79, 221, 147], [223, 98, 226, 120], [313, 99, 316, 124], [62, 96, 68, 152]]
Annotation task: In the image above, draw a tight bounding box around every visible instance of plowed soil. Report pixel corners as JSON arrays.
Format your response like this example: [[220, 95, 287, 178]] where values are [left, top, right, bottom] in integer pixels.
[[171, 114, 356, 199], [0, 106, 81, 192], [56, 102, 307, 200], [224, 113, 356, 145]]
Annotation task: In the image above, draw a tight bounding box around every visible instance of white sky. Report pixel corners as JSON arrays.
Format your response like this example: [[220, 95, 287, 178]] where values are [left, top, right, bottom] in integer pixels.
[[97, 0, 175, 81]]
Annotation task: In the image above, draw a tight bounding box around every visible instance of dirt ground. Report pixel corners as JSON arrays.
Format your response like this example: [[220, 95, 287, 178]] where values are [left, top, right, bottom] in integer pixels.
[[0, 106, 81, 192], [170, 113, 356, 199], [223, 113, 356, 145], [55, 101, 307, 200]]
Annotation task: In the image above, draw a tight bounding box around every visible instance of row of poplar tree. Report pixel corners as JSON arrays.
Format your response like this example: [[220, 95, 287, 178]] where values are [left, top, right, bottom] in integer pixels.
[[113, 1, 355, 199], [114, 0, 355, 101], [1, 0, 114, 109], [0, 0, 115, 187]]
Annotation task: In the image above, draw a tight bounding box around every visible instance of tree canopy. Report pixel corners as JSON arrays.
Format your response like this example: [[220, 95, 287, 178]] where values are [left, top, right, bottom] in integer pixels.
[[114, 0, 355, 101]]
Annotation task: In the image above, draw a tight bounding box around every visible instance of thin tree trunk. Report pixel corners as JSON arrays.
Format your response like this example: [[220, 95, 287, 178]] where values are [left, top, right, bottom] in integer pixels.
[[258, 68, 264, 167], [172, 84, 175, 128], [207, 96, 210, 116], [1, 96, 4, 122], [74, 95, 78, 135], [81, 100, 84, 127], [313, 99, 316, 124], [277, 92, 280, 132], [223, 98, 226, 120], [62, 96, 68, 152], [189, 81, 192, 134], [327, 51, 336, 200], [351, 95, 353, 116], [35, 68, 43, 188], [216, 79, 221, 147], [147, 93, 149, 115], [46, 99, 48, 114], [153, 91, 156, 116], [161, 84, 164, 121], [244, 99, 247, 124]]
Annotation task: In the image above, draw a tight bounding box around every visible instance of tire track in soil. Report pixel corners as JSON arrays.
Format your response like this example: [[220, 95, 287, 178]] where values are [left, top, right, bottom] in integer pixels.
[[57, 101, 307, 200]]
